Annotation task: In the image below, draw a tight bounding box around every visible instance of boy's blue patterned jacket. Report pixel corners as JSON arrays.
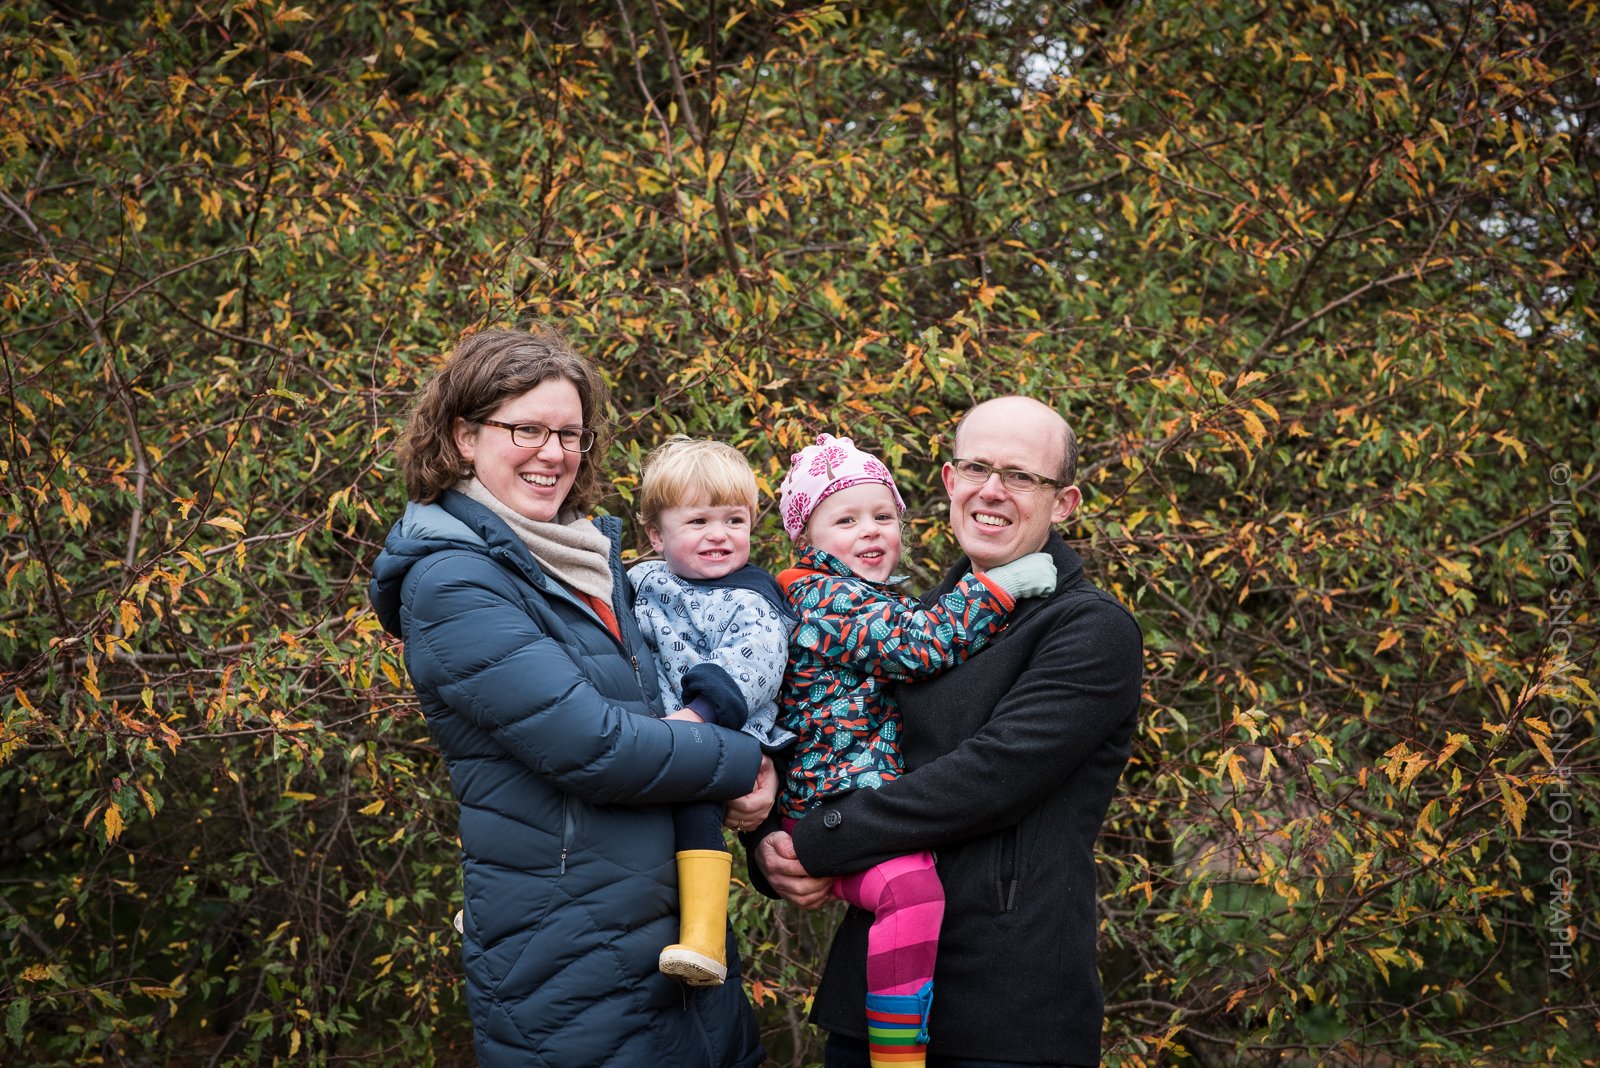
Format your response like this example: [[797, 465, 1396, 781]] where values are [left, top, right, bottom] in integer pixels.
[[629, 560, 798, 752]]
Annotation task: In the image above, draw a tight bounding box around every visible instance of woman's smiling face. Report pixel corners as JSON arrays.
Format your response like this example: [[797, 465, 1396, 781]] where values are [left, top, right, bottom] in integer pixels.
[[454, 378, 585, 522]]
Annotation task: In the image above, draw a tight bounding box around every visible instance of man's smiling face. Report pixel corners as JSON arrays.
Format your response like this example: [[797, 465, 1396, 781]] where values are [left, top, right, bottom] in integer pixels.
[[943, 398, 1080, 573]]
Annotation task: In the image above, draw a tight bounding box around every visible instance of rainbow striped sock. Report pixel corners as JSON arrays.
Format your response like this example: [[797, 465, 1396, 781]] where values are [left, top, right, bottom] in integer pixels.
[[864, 981, 933, 1067]]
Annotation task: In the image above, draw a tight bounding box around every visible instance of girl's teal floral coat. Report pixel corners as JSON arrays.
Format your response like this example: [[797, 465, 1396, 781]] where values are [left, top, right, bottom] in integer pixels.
[[775, 545, 1014, 820]]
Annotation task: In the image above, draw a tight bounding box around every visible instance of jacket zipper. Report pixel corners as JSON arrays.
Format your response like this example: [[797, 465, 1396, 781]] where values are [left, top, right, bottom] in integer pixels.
[[599, 529, 656, 709]]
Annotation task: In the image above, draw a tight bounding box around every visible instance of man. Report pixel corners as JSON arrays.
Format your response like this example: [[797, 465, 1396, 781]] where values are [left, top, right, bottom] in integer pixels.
[[754, 396, 1143, 1067]]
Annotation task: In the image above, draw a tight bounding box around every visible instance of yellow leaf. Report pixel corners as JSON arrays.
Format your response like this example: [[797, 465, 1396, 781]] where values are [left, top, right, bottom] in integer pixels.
[[367, 130, 396, 161], [275, 6, 314, 22], [1374, 628, 1401, 654], [283, 50, 313, 67], [1416, 799, 1438, 838], [1498, 780, 1527, 834], [1251, 397, 1280, 422], [1218, 748, 1249, 790], [283, 791, 316, 802], [820, 282, 848, 316], [119, 599, 141, 636], [1435, 555, 1472, 582], [359, 799, 385, 816], [1239, 409, 1268, 445], [206, 516, 246, 535], [1119, 193, 1138, 228], [104, 801, 124, 843], [83, 656, 101, 701], [138, 984, 184, 999], [1491, 431, 1527, 462]]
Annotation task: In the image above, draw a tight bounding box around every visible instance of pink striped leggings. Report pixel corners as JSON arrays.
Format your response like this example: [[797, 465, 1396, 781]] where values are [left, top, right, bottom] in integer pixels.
[[833, 851, 945, 997]]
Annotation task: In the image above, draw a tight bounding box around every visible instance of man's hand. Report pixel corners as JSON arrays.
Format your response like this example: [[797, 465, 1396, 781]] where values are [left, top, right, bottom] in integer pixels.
[[755, 830, 833, 908], [723, 755, 776, 832]]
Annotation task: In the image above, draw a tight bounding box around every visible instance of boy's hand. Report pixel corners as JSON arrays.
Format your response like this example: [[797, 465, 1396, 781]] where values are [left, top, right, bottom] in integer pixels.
[[724, 755, 776, 831]]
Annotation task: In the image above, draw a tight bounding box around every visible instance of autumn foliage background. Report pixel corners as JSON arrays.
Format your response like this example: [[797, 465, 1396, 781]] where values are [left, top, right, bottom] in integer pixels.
[[2, 0, 1596, 1064]]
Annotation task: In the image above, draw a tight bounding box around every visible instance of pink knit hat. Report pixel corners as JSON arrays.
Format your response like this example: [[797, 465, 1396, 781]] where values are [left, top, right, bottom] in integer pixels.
[[778, 433, 906, 541]]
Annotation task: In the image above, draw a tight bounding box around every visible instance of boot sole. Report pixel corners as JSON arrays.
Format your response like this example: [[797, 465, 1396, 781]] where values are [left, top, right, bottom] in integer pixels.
[[659, 948, 727, 986]]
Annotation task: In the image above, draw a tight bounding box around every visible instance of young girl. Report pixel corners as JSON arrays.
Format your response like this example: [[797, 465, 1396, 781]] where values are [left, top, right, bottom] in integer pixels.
[[775, 434, 1055, 1067]]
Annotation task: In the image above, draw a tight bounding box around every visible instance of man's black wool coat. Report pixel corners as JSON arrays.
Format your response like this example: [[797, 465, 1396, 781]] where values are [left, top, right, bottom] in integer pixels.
[[791, 531, 1142, 1065]]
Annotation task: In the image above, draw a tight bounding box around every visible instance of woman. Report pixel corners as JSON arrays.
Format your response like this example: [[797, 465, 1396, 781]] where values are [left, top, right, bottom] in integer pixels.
[[369, 325, 770, 1066]]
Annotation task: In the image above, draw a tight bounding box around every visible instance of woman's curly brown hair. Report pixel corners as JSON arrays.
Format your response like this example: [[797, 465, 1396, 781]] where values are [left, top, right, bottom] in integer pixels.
[[397, 324, 613, 512]]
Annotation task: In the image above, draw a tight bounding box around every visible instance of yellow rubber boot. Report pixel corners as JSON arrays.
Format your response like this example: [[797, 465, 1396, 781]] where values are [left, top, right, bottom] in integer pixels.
[[658, 849, 733, 986]]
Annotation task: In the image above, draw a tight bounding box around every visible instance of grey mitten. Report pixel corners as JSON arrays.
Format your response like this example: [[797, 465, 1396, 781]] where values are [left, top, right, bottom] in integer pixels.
[[984, 552, 1057, 600]]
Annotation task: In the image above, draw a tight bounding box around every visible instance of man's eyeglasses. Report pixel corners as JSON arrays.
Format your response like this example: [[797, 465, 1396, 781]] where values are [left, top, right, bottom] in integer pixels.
[[949, 458, 1067, 492], [479, 419, 596, 453]]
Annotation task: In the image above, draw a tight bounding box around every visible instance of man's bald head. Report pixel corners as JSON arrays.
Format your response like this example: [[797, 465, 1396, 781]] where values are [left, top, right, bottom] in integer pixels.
[[954, 396, 1078, 486]]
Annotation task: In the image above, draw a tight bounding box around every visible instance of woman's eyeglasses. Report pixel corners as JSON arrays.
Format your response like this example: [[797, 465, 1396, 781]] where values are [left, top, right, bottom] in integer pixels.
[[949, 458, 1066, 492], [479, 419, 596, 453]]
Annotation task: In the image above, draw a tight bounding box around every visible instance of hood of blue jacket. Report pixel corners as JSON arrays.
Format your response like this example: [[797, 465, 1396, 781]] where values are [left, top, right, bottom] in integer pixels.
[[368, 491, 621, 638]]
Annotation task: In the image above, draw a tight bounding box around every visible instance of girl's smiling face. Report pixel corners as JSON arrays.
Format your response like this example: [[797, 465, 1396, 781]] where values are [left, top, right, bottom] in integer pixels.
[[801, 483, 903, 583]]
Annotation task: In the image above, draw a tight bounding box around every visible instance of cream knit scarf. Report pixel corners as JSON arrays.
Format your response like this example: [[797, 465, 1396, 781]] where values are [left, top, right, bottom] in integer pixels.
[[455, 477, 615, 605]]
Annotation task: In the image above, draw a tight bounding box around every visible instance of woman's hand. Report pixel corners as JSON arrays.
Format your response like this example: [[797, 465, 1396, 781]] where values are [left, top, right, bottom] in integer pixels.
[[664, 707, 705, 723], [723, 755, 776, 832], [755, 831, 833, 909]]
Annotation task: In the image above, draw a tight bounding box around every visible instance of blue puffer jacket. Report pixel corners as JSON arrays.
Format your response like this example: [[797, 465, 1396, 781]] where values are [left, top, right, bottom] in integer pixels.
[[369, 491, 766, 1068]]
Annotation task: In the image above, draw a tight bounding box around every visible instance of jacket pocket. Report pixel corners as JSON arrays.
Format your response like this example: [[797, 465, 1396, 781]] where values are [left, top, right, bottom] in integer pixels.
[[559, 794, 574, 875], [993, 823, 1022, 913]]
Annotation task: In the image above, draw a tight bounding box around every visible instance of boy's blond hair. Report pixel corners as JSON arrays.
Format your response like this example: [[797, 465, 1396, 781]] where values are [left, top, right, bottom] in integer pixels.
[[638, 436, 759, 528]]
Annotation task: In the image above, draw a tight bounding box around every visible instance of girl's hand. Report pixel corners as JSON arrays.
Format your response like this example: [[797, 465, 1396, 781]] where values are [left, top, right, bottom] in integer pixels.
[[723, 755, 776, 832]]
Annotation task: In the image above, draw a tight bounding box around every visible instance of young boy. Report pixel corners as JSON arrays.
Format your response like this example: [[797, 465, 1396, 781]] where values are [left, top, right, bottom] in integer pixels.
[[629, 436, 796, 986]]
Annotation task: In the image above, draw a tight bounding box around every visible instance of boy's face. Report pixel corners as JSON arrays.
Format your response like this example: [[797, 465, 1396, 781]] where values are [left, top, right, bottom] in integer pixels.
[[647, 498, 753, 581], [800, 483, 902, 584]]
